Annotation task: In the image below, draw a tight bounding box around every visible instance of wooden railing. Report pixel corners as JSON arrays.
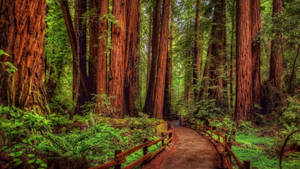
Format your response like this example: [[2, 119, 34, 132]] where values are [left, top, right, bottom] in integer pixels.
[[90, 124, 175, 169], [181, 119, 250, 169]]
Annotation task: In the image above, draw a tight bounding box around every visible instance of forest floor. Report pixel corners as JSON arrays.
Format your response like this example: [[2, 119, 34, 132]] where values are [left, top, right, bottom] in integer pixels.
[[143, 121, 219, 169]]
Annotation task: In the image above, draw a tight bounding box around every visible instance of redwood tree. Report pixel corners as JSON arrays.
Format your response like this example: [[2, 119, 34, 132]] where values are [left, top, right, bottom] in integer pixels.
[[109, 0, 127, 118], [164, 10, 174, 118], [252, 0, 262, 104], [89, 0, 108, 96], [193, 0, 202, 102], [208, 0, 227, 104], [75, 0, 89, 111], [0, 0, 48, 113], [125, 0, 140, 116], [269, 0, 283, 89], [144, 0, 171, 119], [235, 0, 253, 122]]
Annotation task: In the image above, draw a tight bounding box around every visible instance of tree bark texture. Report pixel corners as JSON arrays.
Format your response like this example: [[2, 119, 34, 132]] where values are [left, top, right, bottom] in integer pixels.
[[109, 0, 127, 118], [125, 0, 140, 116], [75, 0, 89, 112], [144, 0, 162, 117], [208, 0, 226, 105], [269, 0, 283, 89], [89, 0, 108, 96], [144, 0, 171, 119], [235, 0, 253, 122], [0, 0, 49, 113], [164, 12, 173, 118], [193, 0, 202, 102], [251, 0, 262, 104]]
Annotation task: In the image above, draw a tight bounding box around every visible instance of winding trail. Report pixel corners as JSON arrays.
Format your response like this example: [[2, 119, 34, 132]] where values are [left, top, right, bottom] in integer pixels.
[[143, 121, 219, 169]]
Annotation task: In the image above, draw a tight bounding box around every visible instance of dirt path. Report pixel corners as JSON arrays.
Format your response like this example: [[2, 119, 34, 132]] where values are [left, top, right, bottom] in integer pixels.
[[143, 122, 219, 169]]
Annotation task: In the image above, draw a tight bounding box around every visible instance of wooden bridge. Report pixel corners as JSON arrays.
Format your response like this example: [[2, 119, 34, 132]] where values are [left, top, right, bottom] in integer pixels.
[[90, 120, 250, 169]]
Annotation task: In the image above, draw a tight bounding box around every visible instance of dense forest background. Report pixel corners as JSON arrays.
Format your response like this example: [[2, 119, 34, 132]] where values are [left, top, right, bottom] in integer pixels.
[[0, 0, 299, 169]]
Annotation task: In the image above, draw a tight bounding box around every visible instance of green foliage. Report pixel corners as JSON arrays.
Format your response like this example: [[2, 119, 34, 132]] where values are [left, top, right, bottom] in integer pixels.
[[0, 49, 8, 56], [81, 94, 118, 117], [0, 105, 164, 168]]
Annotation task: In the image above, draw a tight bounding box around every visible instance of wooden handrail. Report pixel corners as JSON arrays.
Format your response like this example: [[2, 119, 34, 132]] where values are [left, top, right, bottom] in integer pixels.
[[90, 124, 175, 169]]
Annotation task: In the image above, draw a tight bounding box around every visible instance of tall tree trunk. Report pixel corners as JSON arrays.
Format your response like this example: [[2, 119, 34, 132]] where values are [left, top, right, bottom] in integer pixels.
[[75, 0, 88, 112], [201, 46, 212, 98], [251, 0, 262, 104], [59, 0, 80, 115], [229, 0, 236, 110], [144, 0, 171, 119], [269, 0, 283, 89], [193, 0, 202, 102], [288, 46, 300, 94], [89, 0, 108, 98], [235, 0, 253, 123], [164, 10, 174, 118], [125, 0, 140, 116], [146, 12, 153, 91], [109, 0, 126, 118], [144, 0, 162, 117], [0, 0, 49, 114], [208, 0, 226, 105]]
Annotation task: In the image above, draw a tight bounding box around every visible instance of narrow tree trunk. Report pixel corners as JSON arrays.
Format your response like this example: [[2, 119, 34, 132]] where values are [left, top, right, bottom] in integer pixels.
[[269, 0, 283, 89], [251, 0, 262, 104], [235, 0, 253, 123], [144, 0, 171, 119], [89, 0, 108, 97], [193, 0, 202, 102], [109, 0, 127, 118], [201, 46, 212, 98], [59, 0, 80, 114], [0, 0, 49, 113], [229, 0, 236, 110], [164, 11, 174, 118], [125, 0, 140, 116], [208, 0, 226, 105], [146, 13, 153, 91], [288, 46, 300, 94], [75, 0, 88, 112]]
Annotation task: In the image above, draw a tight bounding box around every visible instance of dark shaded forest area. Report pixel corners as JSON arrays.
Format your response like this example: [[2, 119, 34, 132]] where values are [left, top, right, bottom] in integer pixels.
[[0, 0, 299, 169]]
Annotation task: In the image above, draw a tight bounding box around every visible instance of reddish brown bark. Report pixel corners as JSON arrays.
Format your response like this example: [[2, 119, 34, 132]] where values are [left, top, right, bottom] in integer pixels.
[[75, 0, 89, 111], [144, 0, 162, 117], [208, 0, 226, 104], [269, 0, 283, 89], [89, 0, 108, 96], [109, 0, 127, 118], [251, 0, 262, 104], [125, 0, 140, 116], [0, 0, 48, 113], [144, 0, 171, 119], [164, 12, 174, 118], [193, 0, 202, 102], [235, 0, 253, 122]]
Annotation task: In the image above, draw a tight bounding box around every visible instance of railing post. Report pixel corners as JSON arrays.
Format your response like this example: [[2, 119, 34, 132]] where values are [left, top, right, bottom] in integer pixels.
[[224, 135, 227, 147], [143, 139, 148, 155], [161, 133, 165, 145], [243, 160, 250, 169], [114, 150, 122, 169], [210, 127, 213, 137]]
